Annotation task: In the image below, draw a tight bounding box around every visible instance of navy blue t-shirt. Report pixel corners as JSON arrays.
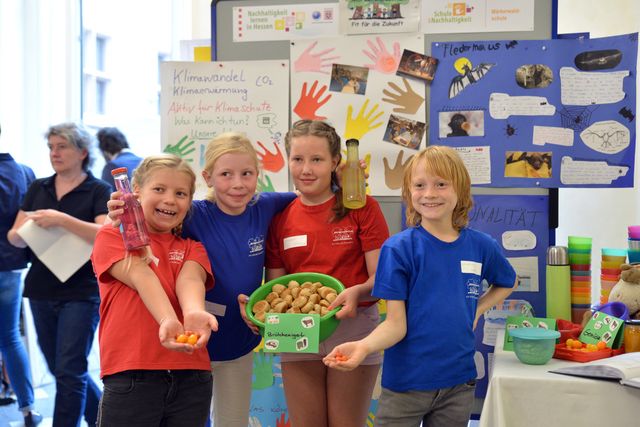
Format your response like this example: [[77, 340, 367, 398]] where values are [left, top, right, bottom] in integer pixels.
[[182, 192, 296, 361]]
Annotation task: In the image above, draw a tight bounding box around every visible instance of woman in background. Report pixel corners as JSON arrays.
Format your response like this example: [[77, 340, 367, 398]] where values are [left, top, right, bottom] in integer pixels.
[[8, 123, 110, 427]]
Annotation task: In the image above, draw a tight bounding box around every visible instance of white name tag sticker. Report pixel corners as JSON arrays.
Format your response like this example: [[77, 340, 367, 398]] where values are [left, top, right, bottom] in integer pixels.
[[205, 301, 226, 317], [284, 235, 307, 250], [461, 261, 482, 275]]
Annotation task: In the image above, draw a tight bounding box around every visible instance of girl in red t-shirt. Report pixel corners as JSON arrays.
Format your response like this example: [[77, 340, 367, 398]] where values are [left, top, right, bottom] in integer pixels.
[[265, 120, 390, 427], [92, 154, 217, 426]]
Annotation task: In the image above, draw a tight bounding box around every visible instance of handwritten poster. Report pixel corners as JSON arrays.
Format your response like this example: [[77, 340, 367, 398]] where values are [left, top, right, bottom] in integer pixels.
[[160, 61, 290, 197], [291, 33, 425, 196], [421, 0, 535, 34], [430, 33, 638, 188], [339, 0, 421, 35]]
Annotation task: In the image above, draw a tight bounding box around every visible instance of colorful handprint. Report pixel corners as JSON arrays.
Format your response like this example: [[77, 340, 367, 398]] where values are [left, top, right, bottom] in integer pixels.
[[382, 78, 425, 114], [383, 150, 413, 190], [257, 174, 275, 193], [256, 141, 285, 172], [345, 99, 385, 141], [294, 41, 340, 74], [362, 37, 401, 74], [252, 350, 275, 390], [275, 413, 291, 427], [163, 135, 196, 161], [293, 80, 332, 120]]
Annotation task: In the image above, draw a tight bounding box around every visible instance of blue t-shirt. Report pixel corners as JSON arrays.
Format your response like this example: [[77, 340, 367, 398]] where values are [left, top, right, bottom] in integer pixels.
[[101, 151, 143, 190], [374, 226, 516, 392], [182, 192, 296, 361]]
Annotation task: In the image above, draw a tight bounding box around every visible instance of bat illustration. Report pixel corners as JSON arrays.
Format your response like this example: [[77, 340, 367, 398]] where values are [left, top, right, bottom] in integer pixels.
[[448, 61, 495, 99], [506, 40, 518, 49], [619, 106, 635, 122]]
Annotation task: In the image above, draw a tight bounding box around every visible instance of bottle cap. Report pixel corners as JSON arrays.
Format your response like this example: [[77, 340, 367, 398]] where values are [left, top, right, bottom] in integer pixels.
[[345, 138, 359, 146], [547, 246, 568, 265], [111, 167, 128, 176]]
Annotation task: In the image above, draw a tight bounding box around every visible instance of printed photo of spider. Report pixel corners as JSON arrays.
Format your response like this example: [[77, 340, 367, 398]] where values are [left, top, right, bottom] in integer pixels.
[[505, 123, 517, 137]]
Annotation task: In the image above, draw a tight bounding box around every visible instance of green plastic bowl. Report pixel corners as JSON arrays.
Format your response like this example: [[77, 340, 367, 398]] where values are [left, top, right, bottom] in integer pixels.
[[509, 328, 560, 365], [246, 272, 345, 342]]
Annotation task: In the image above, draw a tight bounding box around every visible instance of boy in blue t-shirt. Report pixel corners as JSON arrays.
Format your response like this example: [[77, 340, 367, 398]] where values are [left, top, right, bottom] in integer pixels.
[[324, 145, 517, 427]]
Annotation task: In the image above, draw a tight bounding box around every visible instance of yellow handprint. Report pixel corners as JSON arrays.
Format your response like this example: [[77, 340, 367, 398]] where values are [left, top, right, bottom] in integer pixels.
[[345, 99, 384, 141]]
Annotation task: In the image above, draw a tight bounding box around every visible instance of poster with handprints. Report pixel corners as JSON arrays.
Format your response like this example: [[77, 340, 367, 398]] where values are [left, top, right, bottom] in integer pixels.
[[291, 34, 425, 196], [160, 61, 290, 198], [429, 33, 637, 188]]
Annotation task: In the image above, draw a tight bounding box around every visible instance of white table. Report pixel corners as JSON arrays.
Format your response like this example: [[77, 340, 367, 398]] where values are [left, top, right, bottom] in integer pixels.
[[479, 330, 640, 427]]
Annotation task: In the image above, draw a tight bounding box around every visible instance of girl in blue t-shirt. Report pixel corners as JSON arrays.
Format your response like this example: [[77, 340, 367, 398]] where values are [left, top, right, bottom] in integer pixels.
[[324, 145, 518, 427]]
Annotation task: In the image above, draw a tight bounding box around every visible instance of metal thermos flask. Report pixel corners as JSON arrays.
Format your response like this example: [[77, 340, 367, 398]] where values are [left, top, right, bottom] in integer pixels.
[[546, 246, 571, 320]]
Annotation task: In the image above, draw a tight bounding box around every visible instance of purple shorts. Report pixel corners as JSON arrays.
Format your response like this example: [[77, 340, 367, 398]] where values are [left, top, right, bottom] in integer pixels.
[[280, 305, 382, 365]]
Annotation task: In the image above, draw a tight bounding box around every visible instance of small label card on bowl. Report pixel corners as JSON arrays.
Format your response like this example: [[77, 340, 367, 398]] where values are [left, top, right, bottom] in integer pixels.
[[264, 313, 320, 353]]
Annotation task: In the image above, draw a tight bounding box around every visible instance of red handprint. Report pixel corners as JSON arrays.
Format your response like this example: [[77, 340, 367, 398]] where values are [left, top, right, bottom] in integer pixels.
[[256, 141, 285, 173], [293, 80, 332, 120], [275, 413, 290, 427]]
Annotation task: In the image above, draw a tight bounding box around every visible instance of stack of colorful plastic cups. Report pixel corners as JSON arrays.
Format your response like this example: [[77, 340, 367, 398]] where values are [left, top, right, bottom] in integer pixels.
[[629, 226, 640, 264], [600, 248, 626, 304], [568, 236, 592, 323]]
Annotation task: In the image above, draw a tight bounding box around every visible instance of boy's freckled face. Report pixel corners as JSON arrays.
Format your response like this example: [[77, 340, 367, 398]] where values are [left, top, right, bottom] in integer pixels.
[[409, 160, 458, 229], [138, 169, 192, 233]]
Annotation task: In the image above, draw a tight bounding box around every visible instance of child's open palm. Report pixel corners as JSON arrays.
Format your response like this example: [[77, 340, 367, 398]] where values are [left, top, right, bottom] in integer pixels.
[[183, 310, 219, 348], [323, 342, 367, 371], [159, 318, 195, 354]]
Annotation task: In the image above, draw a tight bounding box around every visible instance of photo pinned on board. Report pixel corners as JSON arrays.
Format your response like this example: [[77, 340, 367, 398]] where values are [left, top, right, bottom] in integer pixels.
[[515, 64, 553, 89], [438, 110, 485, 138], [329, 63, 369, 95], [397, 49, 438, 82], [383, 114, 427, 150], [505, 151, 552, 178]]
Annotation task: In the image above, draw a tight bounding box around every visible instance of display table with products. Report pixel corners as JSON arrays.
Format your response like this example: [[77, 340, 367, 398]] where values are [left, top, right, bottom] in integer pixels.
[[479, 330, 640, 427]]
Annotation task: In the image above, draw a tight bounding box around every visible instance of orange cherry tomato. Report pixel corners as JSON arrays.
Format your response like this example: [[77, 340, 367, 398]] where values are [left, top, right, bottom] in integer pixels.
[[176, 334, 188, 344], [187, 334, 199, 346], [596, 341, 607, 350]]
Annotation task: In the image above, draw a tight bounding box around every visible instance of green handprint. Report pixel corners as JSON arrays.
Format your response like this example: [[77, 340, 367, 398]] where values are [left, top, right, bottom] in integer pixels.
[[252, 350, 275, 390], [163, 135, 196, 161], [345, 99, 384, 141], [257, 174, 275, 193]]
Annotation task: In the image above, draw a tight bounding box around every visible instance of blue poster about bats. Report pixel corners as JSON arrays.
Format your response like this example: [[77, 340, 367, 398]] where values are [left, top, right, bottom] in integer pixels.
[[430, 33, 638, 188]]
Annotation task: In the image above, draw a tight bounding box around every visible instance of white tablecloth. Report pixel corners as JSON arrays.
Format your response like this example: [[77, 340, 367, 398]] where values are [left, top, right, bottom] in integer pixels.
[[479, 330, 640, 427]]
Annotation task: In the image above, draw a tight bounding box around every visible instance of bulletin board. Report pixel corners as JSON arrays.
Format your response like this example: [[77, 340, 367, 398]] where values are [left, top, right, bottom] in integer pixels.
[[210, 0, 555, 424], [430, 34, 638, 188]]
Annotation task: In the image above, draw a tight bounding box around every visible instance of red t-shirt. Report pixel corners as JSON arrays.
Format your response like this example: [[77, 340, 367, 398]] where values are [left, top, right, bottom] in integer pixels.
[[266, 195, 389, 288], [92, 226, 214, 377]]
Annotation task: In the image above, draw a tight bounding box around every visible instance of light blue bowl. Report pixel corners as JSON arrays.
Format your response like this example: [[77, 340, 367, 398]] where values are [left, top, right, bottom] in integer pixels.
[[509, 328, 560, 365]]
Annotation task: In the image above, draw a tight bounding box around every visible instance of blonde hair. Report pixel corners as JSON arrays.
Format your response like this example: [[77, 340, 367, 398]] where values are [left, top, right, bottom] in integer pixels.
[[285, 120, 346, 221], [203, 132, 260, 202], [132, 153, 196, 235], [402, 145, 473, 230]]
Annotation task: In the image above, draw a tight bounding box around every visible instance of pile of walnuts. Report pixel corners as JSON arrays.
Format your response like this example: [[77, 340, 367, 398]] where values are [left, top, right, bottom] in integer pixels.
[[251, 280, 339, 322]]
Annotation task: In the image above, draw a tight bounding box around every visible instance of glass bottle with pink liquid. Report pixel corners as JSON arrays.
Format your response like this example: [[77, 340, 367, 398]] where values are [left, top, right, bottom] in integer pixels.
[[111, 167, 150, 250]]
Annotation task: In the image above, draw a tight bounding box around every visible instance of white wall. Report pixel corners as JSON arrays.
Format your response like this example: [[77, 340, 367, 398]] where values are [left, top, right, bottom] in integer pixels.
[[558, 0, 640, 303]]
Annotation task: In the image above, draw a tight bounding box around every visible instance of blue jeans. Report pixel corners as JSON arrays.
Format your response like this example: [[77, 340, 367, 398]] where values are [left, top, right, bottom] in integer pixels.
[[29, 299, 101, 427], [0, 271, 34, 411], [98, 369, 213, 426]]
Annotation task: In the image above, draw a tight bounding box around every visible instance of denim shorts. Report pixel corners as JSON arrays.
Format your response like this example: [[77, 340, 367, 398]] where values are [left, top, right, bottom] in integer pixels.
[[280, 304, 382, 365], [98, 369, 212, 427]]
